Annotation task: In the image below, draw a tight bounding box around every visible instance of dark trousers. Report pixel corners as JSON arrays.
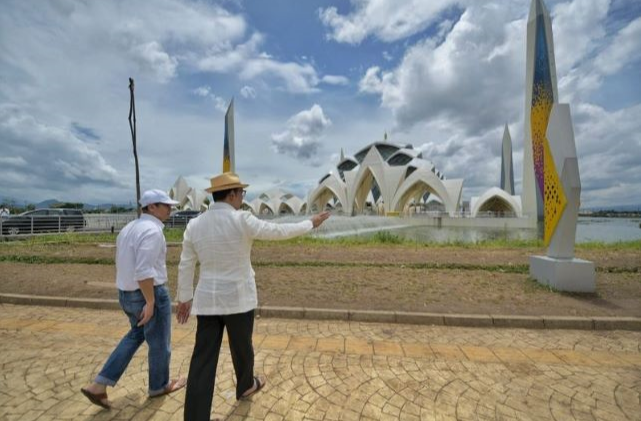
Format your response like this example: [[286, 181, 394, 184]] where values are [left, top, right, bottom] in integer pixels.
[[184, 309, 255, 421]]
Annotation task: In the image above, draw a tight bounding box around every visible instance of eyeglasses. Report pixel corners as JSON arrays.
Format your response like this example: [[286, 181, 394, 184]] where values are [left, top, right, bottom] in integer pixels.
[[240, 189, 247, 198]]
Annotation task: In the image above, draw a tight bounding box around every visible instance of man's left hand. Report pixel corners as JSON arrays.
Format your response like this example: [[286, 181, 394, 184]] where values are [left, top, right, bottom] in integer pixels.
[[137, 303, 154, 326]]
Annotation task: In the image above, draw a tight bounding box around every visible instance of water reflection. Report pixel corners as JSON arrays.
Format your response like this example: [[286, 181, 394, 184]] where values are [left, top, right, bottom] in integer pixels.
[[280, 214, 641, 244]]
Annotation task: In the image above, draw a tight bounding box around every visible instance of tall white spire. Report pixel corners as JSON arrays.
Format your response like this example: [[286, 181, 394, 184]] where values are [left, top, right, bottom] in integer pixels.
[[223, 98, 235, 173], [501, 124, 515, 195]]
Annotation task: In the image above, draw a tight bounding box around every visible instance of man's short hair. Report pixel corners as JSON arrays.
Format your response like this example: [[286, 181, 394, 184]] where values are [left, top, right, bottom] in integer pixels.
[[212, 188, 235, 202]]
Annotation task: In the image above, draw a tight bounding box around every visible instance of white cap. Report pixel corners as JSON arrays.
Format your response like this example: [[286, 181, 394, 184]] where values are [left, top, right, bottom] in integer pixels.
[[139, 189, 180, 208]]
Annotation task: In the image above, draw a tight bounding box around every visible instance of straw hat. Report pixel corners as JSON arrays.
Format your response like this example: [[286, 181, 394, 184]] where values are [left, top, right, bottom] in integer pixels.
[[205, 172, 249, 193]]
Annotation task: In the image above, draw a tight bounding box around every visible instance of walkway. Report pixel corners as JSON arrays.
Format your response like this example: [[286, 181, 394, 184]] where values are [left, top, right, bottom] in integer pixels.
[[0, 304, 640, 420]]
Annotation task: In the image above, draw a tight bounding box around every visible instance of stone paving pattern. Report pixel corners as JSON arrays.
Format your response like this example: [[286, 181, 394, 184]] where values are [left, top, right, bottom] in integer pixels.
[[1, 304, 640, 420]]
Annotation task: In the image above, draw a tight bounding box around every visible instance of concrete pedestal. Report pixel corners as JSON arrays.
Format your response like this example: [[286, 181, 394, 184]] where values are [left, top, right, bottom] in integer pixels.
[[530, 256, 595, 293]]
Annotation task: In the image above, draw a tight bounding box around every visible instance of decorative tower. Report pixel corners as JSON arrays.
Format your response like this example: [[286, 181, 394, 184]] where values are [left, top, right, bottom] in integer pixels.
[[223, 98, 235, 173], [522, 0, 564, 236], [500, 124, 515, 195], [526, 0, 595, 292]]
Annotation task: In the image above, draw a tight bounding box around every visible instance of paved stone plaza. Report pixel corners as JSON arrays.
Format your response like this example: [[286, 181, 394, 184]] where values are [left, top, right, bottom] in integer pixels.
[[0, 304, 639, 420]]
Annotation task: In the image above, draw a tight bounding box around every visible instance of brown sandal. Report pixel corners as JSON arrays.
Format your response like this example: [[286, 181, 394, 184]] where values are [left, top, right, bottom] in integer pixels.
[[149, 377, 186, 398], [81, 388, 111, 409]]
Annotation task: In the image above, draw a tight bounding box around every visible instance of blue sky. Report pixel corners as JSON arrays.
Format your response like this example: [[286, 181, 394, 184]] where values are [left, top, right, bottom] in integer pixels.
[[1, 0, 640, 208]]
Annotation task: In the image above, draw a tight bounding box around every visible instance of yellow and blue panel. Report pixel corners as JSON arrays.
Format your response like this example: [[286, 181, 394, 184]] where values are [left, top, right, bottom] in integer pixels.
[[531, 16, 566, 245]]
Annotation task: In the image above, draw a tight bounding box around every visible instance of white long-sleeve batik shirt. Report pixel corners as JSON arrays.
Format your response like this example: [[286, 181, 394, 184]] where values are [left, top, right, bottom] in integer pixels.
[[177, 202, 313, 315]]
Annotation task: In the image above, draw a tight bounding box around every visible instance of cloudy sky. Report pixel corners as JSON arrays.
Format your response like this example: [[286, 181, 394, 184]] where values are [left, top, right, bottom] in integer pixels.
[[1, 0, 639, 208]]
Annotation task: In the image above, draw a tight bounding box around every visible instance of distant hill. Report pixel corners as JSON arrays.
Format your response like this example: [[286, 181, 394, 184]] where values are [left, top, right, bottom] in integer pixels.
[[33, 199, 132, 211], [35, 199, 61, 208], [84, 203, 134, 211]]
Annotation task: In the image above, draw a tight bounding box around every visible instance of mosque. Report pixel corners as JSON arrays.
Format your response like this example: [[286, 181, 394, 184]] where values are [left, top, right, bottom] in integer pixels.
[[170, 0, 561, 231]]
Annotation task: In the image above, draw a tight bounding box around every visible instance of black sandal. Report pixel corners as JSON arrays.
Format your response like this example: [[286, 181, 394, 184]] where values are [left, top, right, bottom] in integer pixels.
[[240, 376, 266, 400]]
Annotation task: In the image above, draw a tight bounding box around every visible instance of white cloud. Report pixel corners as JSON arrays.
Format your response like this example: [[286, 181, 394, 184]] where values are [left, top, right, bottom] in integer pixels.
[[271, 104, 332, 163], [594, 16, 641, 75], [570, 103, 641, 207], [0, 0, 330, 95], [319, 0, 463, 44], [191, 86, 228, 112], [193, 86, 211, 97], [0, 105, 124, 200], [321, 75, 350, 86], [240, 85, 257, 99], [197, 32, 329, 94], [130, 41, 178, 83], [554, 2, 641, 103], [240, 60, 321, 94], [551, 0, 609, 76], [359, 4, 526, 134], [359, 66, 385, 94]]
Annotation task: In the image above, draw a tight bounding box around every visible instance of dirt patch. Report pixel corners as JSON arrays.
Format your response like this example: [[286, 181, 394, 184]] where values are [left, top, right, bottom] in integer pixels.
[[1, 241, 639, 317]]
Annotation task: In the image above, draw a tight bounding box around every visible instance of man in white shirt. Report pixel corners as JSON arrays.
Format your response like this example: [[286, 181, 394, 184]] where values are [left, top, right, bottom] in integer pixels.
[[81, 189, 186, 409], [176, 173, 329, 421]]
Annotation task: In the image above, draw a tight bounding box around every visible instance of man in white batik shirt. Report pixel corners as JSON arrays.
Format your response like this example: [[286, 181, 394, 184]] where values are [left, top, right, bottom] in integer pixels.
[[176, 172, 329, 421]]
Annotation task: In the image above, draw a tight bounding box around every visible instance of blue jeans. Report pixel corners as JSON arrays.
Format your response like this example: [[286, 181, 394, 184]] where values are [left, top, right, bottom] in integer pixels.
[[95, 285, 172, 395]]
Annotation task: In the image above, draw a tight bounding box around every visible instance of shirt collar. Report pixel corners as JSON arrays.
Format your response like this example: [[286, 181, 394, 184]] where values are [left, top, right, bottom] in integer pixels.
[[211, 202, 236, 211], [140, 213, 164, 227]]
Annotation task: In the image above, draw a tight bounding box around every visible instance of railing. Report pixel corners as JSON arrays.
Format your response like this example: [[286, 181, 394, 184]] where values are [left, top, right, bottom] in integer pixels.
[[0, 210, 530, 238], [0, 212, 204, 237], [0, 214, 137, 237], [164, 214, 200, 228]]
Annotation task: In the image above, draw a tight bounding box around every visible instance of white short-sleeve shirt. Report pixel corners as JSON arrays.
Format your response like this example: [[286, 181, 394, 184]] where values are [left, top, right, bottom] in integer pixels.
[[116, 214, 168, 291]]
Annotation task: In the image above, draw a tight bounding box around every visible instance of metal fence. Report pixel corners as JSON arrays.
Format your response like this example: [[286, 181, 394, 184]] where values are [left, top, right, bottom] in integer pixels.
[[0, 212, 206, 237], [0, 213, 137, 237]]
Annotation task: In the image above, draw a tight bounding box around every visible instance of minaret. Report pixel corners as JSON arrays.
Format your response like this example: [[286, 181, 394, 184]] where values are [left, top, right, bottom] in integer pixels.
[[223, 98, 235, 173], [522, 0, 558, 223], [501, 124, 515, 195], [340, 148, 345, 162]]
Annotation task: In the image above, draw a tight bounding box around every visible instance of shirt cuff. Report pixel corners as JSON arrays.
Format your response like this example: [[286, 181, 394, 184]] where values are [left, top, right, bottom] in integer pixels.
[[135, 269, 157, 282], [177, 289, 194, 303]]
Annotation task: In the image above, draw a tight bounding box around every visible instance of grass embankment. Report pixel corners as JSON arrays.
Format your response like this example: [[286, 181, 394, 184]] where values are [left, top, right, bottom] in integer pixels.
[[0, 231, 639, 275], [2, 229, 641, 250]]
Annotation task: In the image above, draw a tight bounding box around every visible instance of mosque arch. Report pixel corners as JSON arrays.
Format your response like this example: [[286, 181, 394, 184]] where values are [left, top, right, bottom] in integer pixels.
[[478, 197, 514, 214], [350, 166, 385, 215], [278, 202, 295, 215], [308, 184, 343, 213], [391, 169, 462, 215], [259, 202, 275, 216], [392, 180, 447, 214], [471, 187, 522, 217], [307, 171, 348, 214]]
